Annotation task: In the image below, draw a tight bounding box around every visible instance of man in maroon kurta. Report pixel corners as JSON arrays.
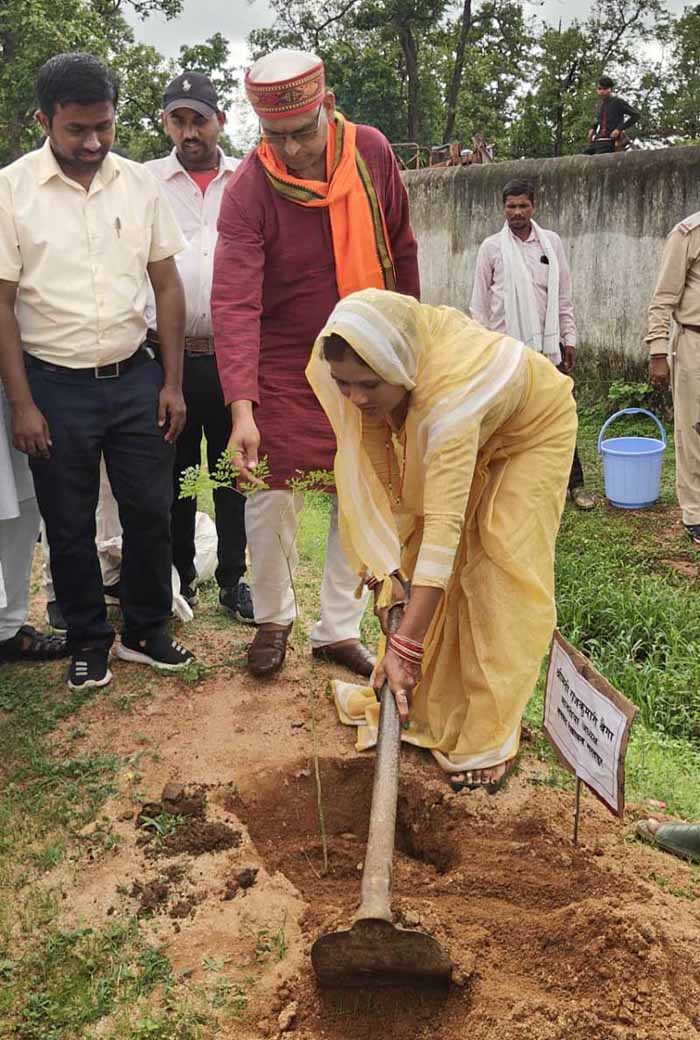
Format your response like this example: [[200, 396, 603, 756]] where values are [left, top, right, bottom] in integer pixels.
[[211, 48, 419, 679]]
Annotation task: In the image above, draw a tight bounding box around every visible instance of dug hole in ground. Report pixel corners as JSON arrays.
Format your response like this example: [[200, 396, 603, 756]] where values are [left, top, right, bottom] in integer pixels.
[[37, 609, 699, 1040]]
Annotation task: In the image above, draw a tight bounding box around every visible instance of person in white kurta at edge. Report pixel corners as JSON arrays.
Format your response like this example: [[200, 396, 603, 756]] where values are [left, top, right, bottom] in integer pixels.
[[145, 72, 253, 624], [470, 178, 594, 511], [0, 386, 68, 664]]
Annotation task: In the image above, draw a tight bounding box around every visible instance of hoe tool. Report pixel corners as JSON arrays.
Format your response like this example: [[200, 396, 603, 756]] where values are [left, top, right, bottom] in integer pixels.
[[311, 604, 452, 988]]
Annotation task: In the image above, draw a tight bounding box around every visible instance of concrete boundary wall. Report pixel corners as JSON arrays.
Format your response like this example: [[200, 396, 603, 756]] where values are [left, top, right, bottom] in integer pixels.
[[404, 147, 700, 367]]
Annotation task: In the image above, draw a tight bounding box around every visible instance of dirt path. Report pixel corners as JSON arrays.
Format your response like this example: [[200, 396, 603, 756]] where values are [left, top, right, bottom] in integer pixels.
[[46, 628, 700, 1040]]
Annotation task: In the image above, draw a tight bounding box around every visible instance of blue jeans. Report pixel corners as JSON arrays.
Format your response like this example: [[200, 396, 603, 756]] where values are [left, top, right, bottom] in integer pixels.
[[27, 352, 174, 648]]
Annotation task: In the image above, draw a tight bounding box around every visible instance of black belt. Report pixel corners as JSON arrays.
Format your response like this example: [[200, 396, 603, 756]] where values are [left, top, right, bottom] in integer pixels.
[[681, 324, 700, 335], [147, 329, 215, 357], [25, 345, 153, 380]]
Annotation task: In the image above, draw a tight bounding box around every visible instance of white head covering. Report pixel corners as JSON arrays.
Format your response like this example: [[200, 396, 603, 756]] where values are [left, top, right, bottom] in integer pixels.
[[306, 289, 525, 588], [247, 48, 322, 83]]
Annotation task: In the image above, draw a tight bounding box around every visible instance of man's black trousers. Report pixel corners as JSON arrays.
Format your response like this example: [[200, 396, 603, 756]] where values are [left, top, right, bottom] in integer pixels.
[[557, 360, 585, 490], [27, 353, 173, 649], [171, 353, 246, 591]]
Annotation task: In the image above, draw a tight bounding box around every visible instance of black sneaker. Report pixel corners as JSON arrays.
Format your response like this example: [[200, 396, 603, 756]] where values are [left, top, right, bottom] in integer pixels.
[[68, 646, 112, 690], [116, 633, 194, 670], [686, 524, 700, 545], [219, 581, 255, 624], [46, 600, 67, 633], [103, 582, 121, 606]]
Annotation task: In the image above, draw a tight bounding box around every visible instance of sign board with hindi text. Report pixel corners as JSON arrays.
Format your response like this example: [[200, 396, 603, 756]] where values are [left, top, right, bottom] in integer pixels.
[[544, 631, 637, 817]]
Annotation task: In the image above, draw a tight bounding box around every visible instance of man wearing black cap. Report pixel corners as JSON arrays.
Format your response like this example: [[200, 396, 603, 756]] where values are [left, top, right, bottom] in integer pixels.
[[145, 73, 253, 624]]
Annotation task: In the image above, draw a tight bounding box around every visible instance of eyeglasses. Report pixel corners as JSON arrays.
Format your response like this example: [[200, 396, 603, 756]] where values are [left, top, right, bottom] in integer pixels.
[[259, 106, 324, 144]]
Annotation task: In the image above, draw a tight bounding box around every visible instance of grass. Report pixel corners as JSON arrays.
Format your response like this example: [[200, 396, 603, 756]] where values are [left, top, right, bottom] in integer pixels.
[[525, 402, 700, 819], [2, 396, 700, 1035], [0, 922, 173, 1038]]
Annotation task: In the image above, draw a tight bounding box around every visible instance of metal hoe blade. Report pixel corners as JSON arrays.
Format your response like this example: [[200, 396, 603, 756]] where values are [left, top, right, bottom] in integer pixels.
[[311, 918, 452, 988]]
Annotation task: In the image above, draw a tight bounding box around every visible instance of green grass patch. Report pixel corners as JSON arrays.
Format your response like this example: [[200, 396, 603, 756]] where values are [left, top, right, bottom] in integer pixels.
[[544, 406, 700, 818], [2, 397, 700, 1036], [0, 921, 171, 1038]]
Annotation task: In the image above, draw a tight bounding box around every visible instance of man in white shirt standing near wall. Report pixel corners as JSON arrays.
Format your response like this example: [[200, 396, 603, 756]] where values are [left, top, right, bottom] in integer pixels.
[[145, 73, 253, 623], [470, 178, 594, 511], [0, 53, 195, 689]]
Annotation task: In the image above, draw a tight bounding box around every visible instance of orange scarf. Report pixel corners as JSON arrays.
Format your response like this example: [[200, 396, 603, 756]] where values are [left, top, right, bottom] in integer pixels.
[[257, 112, 396, 298]]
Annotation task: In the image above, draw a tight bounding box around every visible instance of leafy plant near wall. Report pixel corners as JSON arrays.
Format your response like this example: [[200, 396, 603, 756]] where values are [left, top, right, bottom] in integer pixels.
[[606, 379, 673, 424]]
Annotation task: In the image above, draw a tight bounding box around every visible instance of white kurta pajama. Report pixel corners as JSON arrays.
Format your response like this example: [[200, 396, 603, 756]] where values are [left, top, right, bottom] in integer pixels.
[[0, 386, 40, 640]]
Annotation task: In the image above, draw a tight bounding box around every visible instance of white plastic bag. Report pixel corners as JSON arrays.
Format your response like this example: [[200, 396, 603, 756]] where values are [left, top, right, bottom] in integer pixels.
[[193, 510, 218, 585]]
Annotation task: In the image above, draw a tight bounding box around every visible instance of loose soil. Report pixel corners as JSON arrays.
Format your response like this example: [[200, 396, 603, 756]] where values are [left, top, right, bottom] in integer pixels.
[[43, 630, 700, 1040]]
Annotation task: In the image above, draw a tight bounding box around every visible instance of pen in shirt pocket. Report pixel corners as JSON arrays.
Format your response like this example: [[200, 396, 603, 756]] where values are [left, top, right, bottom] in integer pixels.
[[114, 217, 121, 238]]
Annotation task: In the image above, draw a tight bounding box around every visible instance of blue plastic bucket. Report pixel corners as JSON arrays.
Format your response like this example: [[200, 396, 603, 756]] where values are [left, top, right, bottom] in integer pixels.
[[597, 407, 667, 509]]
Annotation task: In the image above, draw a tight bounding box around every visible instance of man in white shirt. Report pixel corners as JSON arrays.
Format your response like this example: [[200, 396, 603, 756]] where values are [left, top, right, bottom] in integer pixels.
[[145, 72, 252, 623], [0, 53, 195, 689], [470, 178, 594, 511]]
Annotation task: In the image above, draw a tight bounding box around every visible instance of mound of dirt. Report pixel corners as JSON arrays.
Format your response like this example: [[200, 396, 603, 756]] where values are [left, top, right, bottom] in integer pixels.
[[47, 658, 700, 1040], [135, 786, 242, 858], [233, 755, 700, 1040]]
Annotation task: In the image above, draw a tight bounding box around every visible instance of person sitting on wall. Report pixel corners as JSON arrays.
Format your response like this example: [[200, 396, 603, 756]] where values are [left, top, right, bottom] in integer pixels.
[[584, 75, 640, 155], [470, 178, 594, 511]]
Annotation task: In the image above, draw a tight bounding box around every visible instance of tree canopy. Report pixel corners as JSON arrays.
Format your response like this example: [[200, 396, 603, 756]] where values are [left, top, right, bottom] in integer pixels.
[[0, 0, 237, 165], [0, 0, 697, 168], [248, 0, 694, 161]]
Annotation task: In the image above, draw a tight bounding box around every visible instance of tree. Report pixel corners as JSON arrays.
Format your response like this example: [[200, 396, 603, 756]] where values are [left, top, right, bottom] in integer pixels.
[[653, 5, 700, 140], [249, 0, 459, 145], [0, 0, 106, 162], [447, 0, 533, 156], [246, 0, 694, 161], [0, 0, 238, 166], [507, 0, 671, 158]]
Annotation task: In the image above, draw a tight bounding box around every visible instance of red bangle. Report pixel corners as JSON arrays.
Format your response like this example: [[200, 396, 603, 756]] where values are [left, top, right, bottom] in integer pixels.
[[392, 633, 424, 651], [388, 634, 424, 665]]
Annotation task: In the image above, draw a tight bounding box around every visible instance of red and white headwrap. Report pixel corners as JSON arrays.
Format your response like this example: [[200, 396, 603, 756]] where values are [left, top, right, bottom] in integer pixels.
[[245, 48, 325, 121]]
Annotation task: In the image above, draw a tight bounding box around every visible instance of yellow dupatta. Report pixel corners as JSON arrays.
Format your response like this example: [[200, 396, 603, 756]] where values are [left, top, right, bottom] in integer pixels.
[[257, 112, 396, 298], [305, 289, 526, 600]]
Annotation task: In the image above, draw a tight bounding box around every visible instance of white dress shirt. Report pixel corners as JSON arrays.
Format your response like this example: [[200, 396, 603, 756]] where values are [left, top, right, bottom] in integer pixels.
[[470, 225, 577, 348], [0, 139, 185, 368], [144, 147, 239, 338]]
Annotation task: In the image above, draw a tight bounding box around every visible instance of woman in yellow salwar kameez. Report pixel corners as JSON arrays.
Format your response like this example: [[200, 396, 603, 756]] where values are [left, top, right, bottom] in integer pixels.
[[306, 288, 577, 792]]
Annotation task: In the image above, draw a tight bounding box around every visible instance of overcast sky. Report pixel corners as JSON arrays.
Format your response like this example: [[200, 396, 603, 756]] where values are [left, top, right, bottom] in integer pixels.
[[125, 0, 689, 61]]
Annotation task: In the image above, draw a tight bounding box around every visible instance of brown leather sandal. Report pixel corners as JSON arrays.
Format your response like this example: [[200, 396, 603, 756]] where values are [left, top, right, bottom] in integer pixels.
[[247, 624, 292, 678], [312, 639, 376, 678]]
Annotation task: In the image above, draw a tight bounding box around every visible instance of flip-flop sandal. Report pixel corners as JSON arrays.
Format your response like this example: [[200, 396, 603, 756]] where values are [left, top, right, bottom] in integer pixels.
[[485, 770, 513, 796], [0, 624, 68, 663], [449, 774, 483, 793], [635, 820, 700, 864], [449, 759, 517, 795]]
